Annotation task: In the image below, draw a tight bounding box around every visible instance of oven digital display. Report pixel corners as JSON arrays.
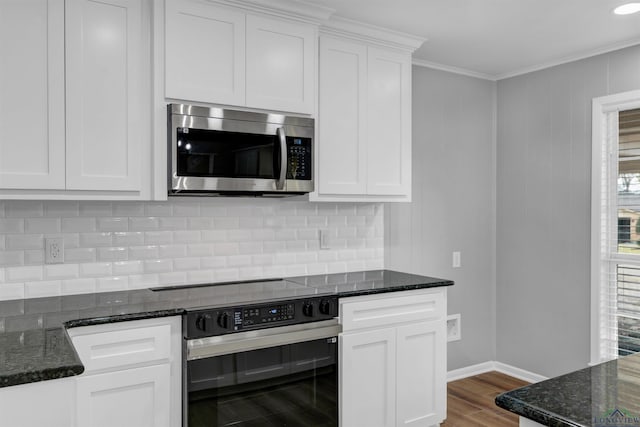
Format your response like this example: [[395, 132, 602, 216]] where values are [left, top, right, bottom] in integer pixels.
[[242, 304, 294, 326]]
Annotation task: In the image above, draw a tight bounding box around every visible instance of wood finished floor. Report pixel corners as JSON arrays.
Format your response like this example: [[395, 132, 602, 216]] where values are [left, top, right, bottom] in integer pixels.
[[440, 371, 529, 427]]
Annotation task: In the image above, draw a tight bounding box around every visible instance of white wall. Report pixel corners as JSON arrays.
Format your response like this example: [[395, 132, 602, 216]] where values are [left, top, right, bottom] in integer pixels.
[[386, 66, 497, 371], [496, 44, 640, 377], [0, 198, 383, 300]]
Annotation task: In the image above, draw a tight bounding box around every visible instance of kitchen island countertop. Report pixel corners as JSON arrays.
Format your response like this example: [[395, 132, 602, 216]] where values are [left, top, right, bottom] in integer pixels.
[[0, 269, 452, 388], [496, 353, 640, 427]]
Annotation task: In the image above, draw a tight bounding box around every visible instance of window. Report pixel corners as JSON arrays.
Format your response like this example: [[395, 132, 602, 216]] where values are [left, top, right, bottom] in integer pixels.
[[592, 91, 640, 364]]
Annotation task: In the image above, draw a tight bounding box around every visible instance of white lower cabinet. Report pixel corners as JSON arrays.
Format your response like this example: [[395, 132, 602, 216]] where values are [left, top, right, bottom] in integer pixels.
[[76, 364, 170, 427], [68, 316, 182, 427], [0, 377, 75, 427], [339, 288, 447, 427]]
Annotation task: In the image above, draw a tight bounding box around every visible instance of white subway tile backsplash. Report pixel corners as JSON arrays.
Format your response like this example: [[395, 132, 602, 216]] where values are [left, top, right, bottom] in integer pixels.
[[6, 266, 43, 282], [0, 251, 23, 267], [113, 231, 144, 246], [113, 203, 144, 217], [158, 271, 187, 286], [187, 270, 213, 284], [65, 248, 96, 263], [80, 232, 113, 248], [45, 264, 79, 280], [174, 230, 201, 243], [201, 256, 226, 269], [25, 218, 61, 234], [145, 231, 173, 245], [24, 250, 45, 265], [188, 243, 215, 257], [159, 244, 186, 259], [62, 278, 96, 295], [129, 245, 160, 260], [6, 201, 44, 218], [113, 260, 144, 275], [144, 259, 173, 273], [0, 218, 24, 233], [173, 257, 200, 271], [215, 217, 240, 229], [97, 217, 129, 232], [97, 276, 128, 292], [0, 282, 24, 300], [97, 247, 128, 262], [80, 262, 112, 277], [145, 203, 172, 217], [173, 203, 200, 217], [62, 217, 96, 233], [25, 280, 61, 298], [0, 200, 383, 300], [44, 202, 79, 217], [79, 202, 113, 217], [129, 217, 159, 231]]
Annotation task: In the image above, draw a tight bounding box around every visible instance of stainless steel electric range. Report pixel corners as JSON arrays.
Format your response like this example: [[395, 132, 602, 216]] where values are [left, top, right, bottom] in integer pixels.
[[180, 279, 339, 427]]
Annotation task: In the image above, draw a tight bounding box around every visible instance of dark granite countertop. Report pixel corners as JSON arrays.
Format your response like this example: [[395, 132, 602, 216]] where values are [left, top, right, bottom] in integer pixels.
[[496, 353, 640, 426], [0, 269, 452, 388]]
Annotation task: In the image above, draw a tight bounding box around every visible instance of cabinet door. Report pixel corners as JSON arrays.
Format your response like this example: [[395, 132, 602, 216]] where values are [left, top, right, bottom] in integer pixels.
[[246, 14, 315, 114], [76, 364, 170, 427], [396, 321, 446, 427], [65, 0, 143, 191], [367, 47, 411, 197], [318, 37, 367, 195], [340, 328, 396, 427], [0, 0, 65, 189], [165, 0, 245, 106]]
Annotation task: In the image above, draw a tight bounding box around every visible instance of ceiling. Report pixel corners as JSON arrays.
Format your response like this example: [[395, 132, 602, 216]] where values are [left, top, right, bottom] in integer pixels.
[[305, 0, 640, 80]]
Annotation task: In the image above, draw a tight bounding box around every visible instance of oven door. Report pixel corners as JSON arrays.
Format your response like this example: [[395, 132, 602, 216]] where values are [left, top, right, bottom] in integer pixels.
[[185, 320, 340, 427]]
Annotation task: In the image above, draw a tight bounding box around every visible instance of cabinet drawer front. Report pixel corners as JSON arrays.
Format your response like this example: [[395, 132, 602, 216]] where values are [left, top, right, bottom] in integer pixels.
[[340, 290, 444, 331], [72, 324, 171, 372]]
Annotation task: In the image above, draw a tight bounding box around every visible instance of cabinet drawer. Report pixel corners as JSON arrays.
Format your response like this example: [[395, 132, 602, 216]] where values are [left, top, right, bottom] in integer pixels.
[[71, 323, 171, 372], [340, 289, 445, 332]]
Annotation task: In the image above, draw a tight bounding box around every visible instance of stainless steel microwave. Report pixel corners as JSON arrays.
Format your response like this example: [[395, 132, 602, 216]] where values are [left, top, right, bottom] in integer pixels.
[[168, 104, 314, 196]]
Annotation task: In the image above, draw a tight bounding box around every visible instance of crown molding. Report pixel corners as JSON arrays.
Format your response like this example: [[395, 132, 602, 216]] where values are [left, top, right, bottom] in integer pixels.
[[411, 58, 496, 81], [321, 16, 425, 53], [211, 0, 335, 24], [495, 38, 640, 80]]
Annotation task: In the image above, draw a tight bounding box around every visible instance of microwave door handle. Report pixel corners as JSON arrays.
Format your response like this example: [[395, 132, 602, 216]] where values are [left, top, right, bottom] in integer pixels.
[[276, 127, 287, 190]]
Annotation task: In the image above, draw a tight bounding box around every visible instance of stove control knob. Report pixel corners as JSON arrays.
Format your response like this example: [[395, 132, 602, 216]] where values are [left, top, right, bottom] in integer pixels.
[[195, 314, 211, 332], [302, 302, 314, 317], [319, 299, 332, 315], [217, 312, 231, 329]]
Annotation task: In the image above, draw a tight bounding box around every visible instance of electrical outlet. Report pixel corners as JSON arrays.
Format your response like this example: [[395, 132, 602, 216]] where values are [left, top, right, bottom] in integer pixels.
[[447, 314, 461, 342], [452, 251, 461, 268], [320, 229, 330, 249], [45, 237, 64, 264]]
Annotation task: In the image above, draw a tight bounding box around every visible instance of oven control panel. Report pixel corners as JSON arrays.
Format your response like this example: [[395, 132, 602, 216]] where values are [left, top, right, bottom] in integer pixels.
[[187, 295, 338, 338]]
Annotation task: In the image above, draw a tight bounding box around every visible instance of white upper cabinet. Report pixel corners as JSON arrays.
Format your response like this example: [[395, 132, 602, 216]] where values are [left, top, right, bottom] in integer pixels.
[[367, 47, 412, 197], [318, 37, 367, 195], [165, 0, 245, 105], [0, 0, 151, 199], [66, 0, 144, 191], [0, 0, 65, 190], [313, 21, 423, 202], [246, 15, 315, 114], [164, 0, 321, 115]]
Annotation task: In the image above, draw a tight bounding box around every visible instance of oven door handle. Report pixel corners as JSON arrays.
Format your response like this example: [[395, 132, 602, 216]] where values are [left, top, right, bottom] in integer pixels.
[[187, 319, 340, 360], [276, 127, 287, 191]]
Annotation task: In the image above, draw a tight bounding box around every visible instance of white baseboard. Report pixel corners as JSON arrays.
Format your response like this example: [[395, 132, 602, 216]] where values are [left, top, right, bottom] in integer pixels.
[[447, 361, 547, 384]]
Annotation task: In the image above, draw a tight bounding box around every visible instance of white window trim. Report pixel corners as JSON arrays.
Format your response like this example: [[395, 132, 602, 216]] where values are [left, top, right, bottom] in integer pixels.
[[591, 89, 640, 365]]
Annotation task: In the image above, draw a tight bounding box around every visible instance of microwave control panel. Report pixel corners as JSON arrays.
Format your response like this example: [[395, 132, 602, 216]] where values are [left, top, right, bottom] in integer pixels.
[[286, 137, 312, 180]]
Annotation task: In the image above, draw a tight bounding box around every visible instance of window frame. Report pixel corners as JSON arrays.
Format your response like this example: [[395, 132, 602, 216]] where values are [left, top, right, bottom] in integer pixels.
[[591, 90, 640, 365]]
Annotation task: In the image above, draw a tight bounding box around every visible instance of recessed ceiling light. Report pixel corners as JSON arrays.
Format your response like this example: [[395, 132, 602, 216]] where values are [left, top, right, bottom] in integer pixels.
[[614, 2, 640, 15]]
